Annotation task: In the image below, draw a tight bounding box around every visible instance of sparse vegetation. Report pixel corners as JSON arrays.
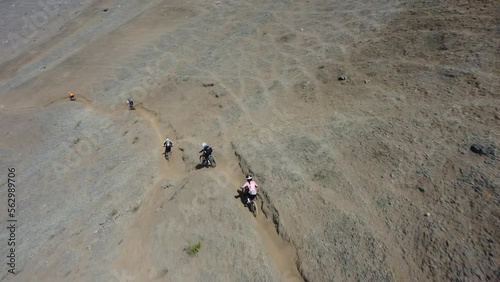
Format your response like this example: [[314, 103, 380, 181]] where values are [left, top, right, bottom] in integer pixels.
[[185, 242, 201, 256], [158, 268, 169, 278]]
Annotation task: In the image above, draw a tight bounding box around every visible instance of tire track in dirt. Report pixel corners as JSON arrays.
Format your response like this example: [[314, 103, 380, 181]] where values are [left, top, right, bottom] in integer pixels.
[[0, 94, 98, 114], [134, 103, 186, 177], [112, 102, 191, 280], [0, 96, 81, 113]]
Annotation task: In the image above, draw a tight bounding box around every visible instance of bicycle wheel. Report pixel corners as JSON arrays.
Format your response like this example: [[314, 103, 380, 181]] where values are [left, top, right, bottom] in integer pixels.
[[251, 202, 257, 217], [209, 156, 216, 167]]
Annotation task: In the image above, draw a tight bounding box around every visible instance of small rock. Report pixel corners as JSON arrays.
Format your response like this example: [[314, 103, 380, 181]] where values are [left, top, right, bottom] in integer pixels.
[[364, 80, 369, 83], [470, 144, 495, 156], [438, 44, 448, 51], [338, 75, 347, 81], [390, 173, 394, 178], [425, 212, 430, 217], [470, 144, 485, 154], [418, 186, 425, 193], [203, 83, 214, 87]]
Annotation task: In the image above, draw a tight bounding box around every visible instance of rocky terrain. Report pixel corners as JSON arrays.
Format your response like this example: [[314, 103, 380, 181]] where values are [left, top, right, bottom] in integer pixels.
[[0, 0, 499, 281]]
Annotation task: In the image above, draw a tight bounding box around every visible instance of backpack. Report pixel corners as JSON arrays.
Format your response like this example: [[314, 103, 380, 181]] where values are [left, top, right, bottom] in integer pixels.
[[205, 146, 212, 154]]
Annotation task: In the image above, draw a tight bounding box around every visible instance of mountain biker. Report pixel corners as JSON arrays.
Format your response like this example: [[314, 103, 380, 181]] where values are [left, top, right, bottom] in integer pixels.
[[241, 175, 258, 205], [199, 143, 213, 164], [163, 138, 173, 155], [126, 98, 134, 109]]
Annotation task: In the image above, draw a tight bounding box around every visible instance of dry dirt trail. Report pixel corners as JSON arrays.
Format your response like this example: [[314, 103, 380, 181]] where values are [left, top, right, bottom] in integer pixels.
[[0, 79, 302, 281], [0, 85, 303, 281], [114, 101, 304, 281]]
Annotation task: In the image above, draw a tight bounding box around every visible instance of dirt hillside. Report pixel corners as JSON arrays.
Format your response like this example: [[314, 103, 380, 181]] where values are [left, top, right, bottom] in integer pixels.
[[0, 0, 499, 281]]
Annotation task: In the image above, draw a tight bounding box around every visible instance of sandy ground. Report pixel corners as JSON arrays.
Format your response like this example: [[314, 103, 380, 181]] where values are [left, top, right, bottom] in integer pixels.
[[0, 0, 499, 281]]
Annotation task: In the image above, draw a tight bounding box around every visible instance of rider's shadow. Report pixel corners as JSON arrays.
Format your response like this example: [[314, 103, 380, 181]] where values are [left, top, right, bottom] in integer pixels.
[[234, 189, 248, 206]]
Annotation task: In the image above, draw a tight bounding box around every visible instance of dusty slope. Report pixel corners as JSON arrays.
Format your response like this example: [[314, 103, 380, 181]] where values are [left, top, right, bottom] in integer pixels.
[[1, 0, 499, 281]]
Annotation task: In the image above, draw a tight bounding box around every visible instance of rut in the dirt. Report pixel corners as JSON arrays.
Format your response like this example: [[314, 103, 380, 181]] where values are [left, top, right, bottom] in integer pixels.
[[232, 150, 306, 282]]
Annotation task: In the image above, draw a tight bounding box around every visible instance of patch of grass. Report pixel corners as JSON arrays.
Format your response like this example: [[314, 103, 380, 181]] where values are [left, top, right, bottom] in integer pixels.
[[158, 268, 168, 278], [185, 242, 201, 256]]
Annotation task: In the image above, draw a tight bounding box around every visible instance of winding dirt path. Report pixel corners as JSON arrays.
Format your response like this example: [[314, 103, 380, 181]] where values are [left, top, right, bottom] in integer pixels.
[[0, 92, 304, 281], [128, 101, 305, 281]]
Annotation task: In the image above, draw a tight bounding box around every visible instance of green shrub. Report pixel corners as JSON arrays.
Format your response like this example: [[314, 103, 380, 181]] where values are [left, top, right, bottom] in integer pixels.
[[185, 242, 201, 256]]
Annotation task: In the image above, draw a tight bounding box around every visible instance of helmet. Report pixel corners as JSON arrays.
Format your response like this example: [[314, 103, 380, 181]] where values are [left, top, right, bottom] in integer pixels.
[[246, 175, 253, 181], [202, 143, 207, 149], [166, 138, 170, 141]]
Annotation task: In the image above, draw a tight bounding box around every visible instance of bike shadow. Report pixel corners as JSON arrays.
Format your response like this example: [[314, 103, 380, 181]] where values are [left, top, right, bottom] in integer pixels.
[[234, 189, 249, 207], [195, 163, 207, 170]]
